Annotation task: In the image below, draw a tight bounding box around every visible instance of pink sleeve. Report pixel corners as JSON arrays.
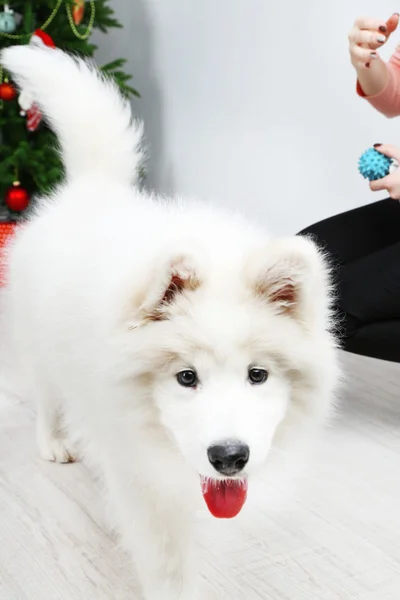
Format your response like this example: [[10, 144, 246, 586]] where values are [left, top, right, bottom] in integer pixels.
[[357, 49, 400, 118]]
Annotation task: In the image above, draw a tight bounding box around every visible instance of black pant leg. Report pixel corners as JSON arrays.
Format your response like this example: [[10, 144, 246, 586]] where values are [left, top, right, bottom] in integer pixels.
[[340, 240, 400, 331], [298, 200, 400, 362], [299, 199, 400, 265], [346, 320, 400, 362]]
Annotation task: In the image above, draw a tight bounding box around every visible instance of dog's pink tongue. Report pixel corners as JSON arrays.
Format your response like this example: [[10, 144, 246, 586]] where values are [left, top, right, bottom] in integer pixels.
[[201, 477, 248, 519]]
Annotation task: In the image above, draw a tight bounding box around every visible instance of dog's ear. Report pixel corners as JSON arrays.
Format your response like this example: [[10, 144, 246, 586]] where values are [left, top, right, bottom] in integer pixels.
[[131, 253, 201, 327], [246, 236, 330, 327]]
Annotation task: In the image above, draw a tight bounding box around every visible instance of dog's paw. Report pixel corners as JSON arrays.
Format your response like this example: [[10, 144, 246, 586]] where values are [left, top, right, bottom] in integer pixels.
[[38, 433, 77, 463]]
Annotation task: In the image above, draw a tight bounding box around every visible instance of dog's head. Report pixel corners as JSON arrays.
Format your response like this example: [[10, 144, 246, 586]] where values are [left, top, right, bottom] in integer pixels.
[[123, 235, 337, 516]]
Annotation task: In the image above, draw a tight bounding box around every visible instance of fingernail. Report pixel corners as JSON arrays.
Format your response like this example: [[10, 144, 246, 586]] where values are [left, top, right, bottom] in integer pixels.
[[394, 12, 400, 16], [366, 62, 371, 68], [370, 52, 378, 59], [379, 25, 387, 32], [374, 143, 382, 148], [377, 35, 386, 43]]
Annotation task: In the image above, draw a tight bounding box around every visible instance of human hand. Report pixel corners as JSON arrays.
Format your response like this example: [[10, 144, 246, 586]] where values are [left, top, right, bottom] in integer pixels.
[[348, 13, 399, 70], [369, 145, 400, 199]]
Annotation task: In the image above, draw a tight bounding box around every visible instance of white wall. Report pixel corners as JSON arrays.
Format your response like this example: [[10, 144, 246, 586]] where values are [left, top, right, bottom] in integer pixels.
[[94, 0, 400, 234]]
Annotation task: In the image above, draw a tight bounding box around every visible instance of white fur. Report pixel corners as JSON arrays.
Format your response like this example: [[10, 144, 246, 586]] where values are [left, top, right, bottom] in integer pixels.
[[1, 45, 339, 600]]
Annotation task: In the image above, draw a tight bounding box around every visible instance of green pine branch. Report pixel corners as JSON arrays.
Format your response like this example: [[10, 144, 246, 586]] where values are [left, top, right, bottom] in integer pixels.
[[101, 60, 140, 98]]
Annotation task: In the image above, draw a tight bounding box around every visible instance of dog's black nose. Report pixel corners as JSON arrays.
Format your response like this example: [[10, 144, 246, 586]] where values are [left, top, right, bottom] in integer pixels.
[[207, 441, 250, 476]]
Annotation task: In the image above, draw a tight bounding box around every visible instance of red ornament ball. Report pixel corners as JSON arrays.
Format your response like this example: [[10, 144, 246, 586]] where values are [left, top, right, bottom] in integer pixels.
[[0, 82, 17, 101], [5, 183, 30, 212]]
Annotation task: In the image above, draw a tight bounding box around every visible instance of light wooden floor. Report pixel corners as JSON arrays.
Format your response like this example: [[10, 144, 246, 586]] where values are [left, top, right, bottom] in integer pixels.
[[1, 351, 400, 600]]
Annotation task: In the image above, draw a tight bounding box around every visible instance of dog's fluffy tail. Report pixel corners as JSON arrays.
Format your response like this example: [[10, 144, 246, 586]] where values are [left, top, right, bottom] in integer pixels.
[[1, 45, 143, 184]]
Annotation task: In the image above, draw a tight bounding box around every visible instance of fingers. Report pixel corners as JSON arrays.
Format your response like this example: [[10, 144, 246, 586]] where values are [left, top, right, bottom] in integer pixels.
[[349, 14, 399, 69], [386, 13, 400, 35], [369, 164, 400, 199], [351, 46, 378, 69], [354, 17, 388, 32], [370, 176, 390, 192], [370, 178, 400, 199], [349, 27, 387, 49], [374, 144, 400, 161]]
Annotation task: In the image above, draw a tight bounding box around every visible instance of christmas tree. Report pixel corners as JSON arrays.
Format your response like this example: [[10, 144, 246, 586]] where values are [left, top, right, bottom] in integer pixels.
[[0, 0, 138, 224]]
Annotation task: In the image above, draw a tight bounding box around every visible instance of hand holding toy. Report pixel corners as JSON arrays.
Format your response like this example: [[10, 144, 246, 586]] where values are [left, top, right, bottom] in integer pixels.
[[359, 145, 400, 199], [358, 147, 393, 181]]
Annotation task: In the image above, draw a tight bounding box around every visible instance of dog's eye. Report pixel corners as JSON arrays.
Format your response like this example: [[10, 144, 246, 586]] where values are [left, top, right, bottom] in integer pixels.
[[176, 369, 198, 388], [248, 367, 268, 385]]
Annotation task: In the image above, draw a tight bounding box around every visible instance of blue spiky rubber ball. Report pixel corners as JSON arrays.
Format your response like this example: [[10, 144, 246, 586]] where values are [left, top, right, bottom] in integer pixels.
[[358, 148, 393, 181]]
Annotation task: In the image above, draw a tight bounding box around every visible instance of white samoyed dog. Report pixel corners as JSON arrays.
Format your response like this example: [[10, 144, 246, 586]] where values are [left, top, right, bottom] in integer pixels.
[[1, 45, 338, 600]]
